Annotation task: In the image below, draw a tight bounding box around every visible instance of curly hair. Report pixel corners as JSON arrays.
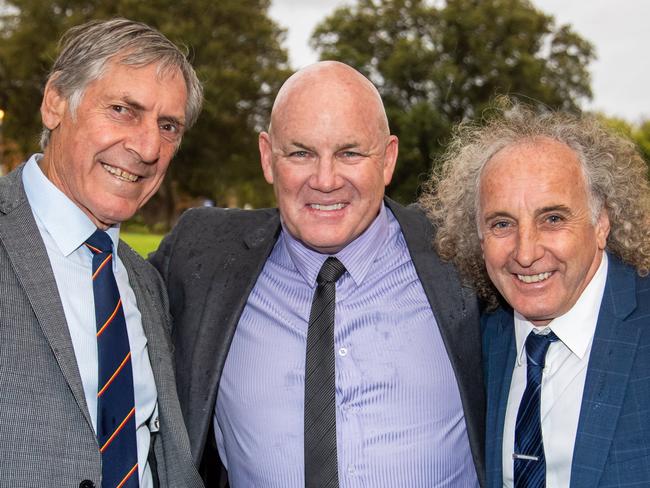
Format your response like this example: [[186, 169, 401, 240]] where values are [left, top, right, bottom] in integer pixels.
[[419, 101, 650, 310]]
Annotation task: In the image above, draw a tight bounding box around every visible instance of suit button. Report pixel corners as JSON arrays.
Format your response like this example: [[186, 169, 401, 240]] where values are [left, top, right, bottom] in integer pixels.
[[79, 481, 95, 488]]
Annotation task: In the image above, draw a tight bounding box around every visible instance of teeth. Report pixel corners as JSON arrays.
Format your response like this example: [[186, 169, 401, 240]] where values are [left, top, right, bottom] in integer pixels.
[[310, 203, 345, 211], [102, 163, 139, 182], [517, 272, 551, 283]]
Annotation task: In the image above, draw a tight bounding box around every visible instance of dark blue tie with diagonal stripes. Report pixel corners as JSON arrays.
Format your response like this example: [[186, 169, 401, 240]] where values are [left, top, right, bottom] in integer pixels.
[[514, 330, 559, 488], [304, 257, 346, 488], [85, 230, 139, 488]]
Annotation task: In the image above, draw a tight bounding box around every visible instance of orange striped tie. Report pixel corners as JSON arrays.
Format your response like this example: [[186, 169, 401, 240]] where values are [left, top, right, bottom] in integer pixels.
[[85, 230, 139, 488]]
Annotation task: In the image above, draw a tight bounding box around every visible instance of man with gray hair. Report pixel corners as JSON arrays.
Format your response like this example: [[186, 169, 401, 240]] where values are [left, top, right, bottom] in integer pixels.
[[0, 18, 204, 488], [421, 102, 650, 487]]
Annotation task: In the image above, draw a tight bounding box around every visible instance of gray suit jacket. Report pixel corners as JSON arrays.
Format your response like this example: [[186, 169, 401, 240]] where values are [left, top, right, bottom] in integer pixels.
[[0, 165, 203, 488], [151, 199, 486, 487]]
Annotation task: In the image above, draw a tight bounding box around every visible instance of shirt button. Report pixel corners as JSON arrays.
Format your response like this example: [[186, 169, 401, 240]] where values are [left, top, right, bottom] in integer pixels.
[[347, 465, 356, 475], [338, 347, 348, 357]]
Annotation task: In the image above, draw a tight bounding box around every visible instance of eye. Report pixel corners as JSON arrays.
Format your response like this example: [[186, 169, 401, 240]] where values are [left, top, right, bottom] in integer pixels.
[[289, 150, 310, 158], [488, 220, 514, 236], [160, 122, 179, 134], [111, 105, 129, 115], [546, 214, 563, 224]]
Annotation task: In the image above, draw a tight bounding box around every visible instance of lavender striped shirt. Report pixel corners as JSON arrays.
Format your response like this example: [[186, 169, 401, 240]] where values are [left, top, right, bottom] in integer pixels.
[[214, 204, 478, 487]]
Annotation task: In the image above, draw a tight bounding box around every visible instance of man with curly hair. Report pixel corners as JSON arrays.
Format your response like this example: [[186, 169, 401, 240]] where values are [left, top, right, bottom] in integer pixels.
[[420, 102, 650, 488]]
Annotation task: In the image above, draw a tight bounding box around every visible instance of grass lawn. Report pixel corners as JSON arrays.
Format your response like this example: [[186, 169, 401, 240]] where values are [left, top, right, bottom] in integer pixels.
[[121, 232, 164, 258]]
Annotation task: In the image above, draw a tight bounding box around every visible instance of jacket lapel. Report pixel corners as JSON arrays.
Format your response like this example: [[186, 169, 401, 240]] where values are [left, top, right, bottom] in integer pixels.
[[570, 256, 638, 487], [0, 166, 93, 431], [484, 310, 517, 488], [121, 246, 173, 408], [188, 210, 281, 462]]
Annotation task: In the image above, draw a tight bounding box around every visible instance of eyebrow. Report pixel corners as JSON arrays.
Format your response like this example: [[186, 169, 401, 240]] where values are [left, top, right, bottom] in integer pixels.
[[482, 205, 573, 223], [535, 205, 572, 217], [159, 115, 185, 128], [287, 141, 316, 152], [285, 141, 362, 152]]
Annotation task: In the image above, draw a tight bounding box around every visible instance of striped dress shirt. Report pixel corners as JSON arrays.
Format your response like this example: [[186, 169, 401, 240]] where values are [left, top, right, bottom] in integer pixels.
[[214, 204, 478, 487]]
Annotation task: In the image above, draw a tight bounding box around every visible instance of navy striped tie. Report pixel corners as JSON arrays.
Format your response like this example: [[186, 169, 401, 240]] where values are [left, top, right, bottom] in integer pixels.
[[514, 330, 559, 488], [85, 230, 139, 488], [304, 257, 346, 488]]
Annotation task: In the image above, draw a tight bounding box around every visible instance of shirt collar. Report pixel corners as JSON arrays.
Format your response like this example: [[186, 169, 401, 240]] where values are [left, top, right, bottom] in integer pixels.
[[514, 252, 609, 365], [22, 154, 120, 256], [282, 202, 389, 288]]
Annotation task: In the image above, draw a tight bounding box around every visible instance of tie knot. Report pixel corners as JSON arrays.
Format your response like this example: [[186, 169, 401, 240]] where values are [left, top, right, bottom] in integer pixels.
[[85, 229, 113, 254], [317, 257, 346, 285], [525, 330, 558, 370]]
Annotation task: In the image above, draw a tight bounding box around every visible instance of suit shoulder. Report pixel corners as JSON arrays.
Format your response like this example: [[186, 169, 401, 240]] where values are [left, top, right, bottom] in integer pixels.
[[119, 240, 162, 281], [171, 206, 275, 231], [150, 206, 279, 277]]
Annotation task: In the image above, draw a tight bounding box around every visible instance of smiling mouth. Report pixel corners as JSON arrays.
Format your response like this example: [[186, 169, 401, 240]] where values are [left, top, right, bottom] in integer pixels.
[[102, 163, 139, 182], [309, 203, 346, 211], [516, 272, 552, 283]]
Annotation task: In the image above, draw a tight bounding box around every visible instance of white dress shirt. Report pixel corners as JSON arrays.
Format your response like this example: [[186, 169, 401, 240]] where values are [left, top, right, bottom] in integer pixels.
[[503, 253, 608, 487], [22, 155, 157, 487]]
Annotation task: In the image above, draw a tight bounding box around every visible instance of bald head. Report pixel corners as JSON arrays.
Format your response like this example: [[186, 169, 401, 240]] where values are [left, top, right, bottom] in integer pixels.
[[268, 61, 390, 139], [258, 60, 399, 254]]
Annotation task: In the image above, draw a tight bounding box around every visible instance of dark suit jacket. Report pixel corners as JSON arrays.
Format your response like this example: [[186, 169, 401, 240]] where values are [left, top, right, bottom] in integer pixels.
[[483, 254, 650, 487], [0, 165, 203, 488], [151, 198, 486, 487]]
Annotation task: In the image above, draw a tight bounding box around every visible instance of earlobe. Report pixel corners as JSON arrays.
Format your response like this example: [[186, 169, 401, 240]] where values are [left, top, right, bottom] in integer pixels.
[[596, 208, 611, 250], [259, 132, 275, 184], [41, 79, 67, 131]]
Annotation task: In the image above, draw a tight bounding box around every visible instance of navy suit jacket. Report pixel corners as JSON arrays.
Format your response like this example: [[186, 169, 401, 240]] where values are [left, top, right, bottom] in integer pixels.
[[484, 254, 650, 487]]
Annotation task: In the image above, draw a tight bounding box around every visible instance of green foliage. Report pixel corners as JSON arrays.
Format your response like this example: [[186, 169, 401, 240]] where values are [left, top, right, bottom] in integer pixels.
[[311, 0, 595, 202], [121, 231, 163, 258], [0, 0, 290, 216], [599, 114, 650, 177]]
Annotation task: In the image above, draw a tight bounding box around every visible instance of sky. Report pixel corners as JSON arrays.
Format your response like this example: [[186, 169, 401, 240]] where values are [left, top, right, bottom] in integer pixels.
[[269, 0, 650, 122]]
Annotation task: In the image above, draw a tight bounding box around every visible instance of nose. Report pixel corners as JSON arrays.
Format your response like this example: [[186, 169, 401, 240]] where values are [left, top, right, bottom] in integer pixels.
[[513, 224, 544, 267], [310, 156, 339, 192], [124, 120, 161, 164]]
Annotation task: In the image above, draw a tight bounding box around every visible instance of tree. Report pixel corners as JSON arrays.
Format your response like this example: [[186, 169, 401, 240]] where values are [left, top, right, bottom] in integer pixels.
[[599, 114, 650, 178], [311, 0, 595, 202], [0, 0, 290, 226]]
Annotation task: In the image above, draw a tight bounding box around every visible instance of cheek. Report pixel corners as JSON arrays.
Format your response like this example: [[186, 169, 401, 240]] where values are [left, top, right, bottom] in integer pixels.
[[481, 239, 501, 269]]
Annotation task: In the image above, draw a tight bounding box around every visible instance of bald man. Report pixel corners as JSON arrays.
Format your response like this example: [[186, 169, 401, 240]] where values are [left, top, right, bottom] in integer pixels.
[[151, 61, 485, 488]]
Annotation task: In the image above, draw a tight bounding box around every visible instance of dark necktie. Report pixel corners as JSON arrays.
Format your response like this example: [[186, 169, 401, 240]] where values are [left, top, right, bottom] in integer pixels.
[[85, 230, 139, 488], [304, 257, 346, 488], [514, 330, 559, 488]]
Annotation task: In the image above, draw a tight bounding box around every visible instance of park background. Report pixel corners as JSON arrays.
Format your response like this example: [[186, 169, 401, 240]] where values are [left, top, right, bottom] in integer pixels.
[[0, 0, 648, 255]]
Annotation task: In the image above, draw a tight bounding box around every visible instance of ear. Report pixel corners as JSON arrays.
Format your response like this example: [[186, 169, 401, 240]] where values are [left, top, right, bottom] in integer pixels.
[[595, 207, 611, 250], [41, 78, 67, 131], [382, 135, 399, 186], [259, 131, 275, 184]]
